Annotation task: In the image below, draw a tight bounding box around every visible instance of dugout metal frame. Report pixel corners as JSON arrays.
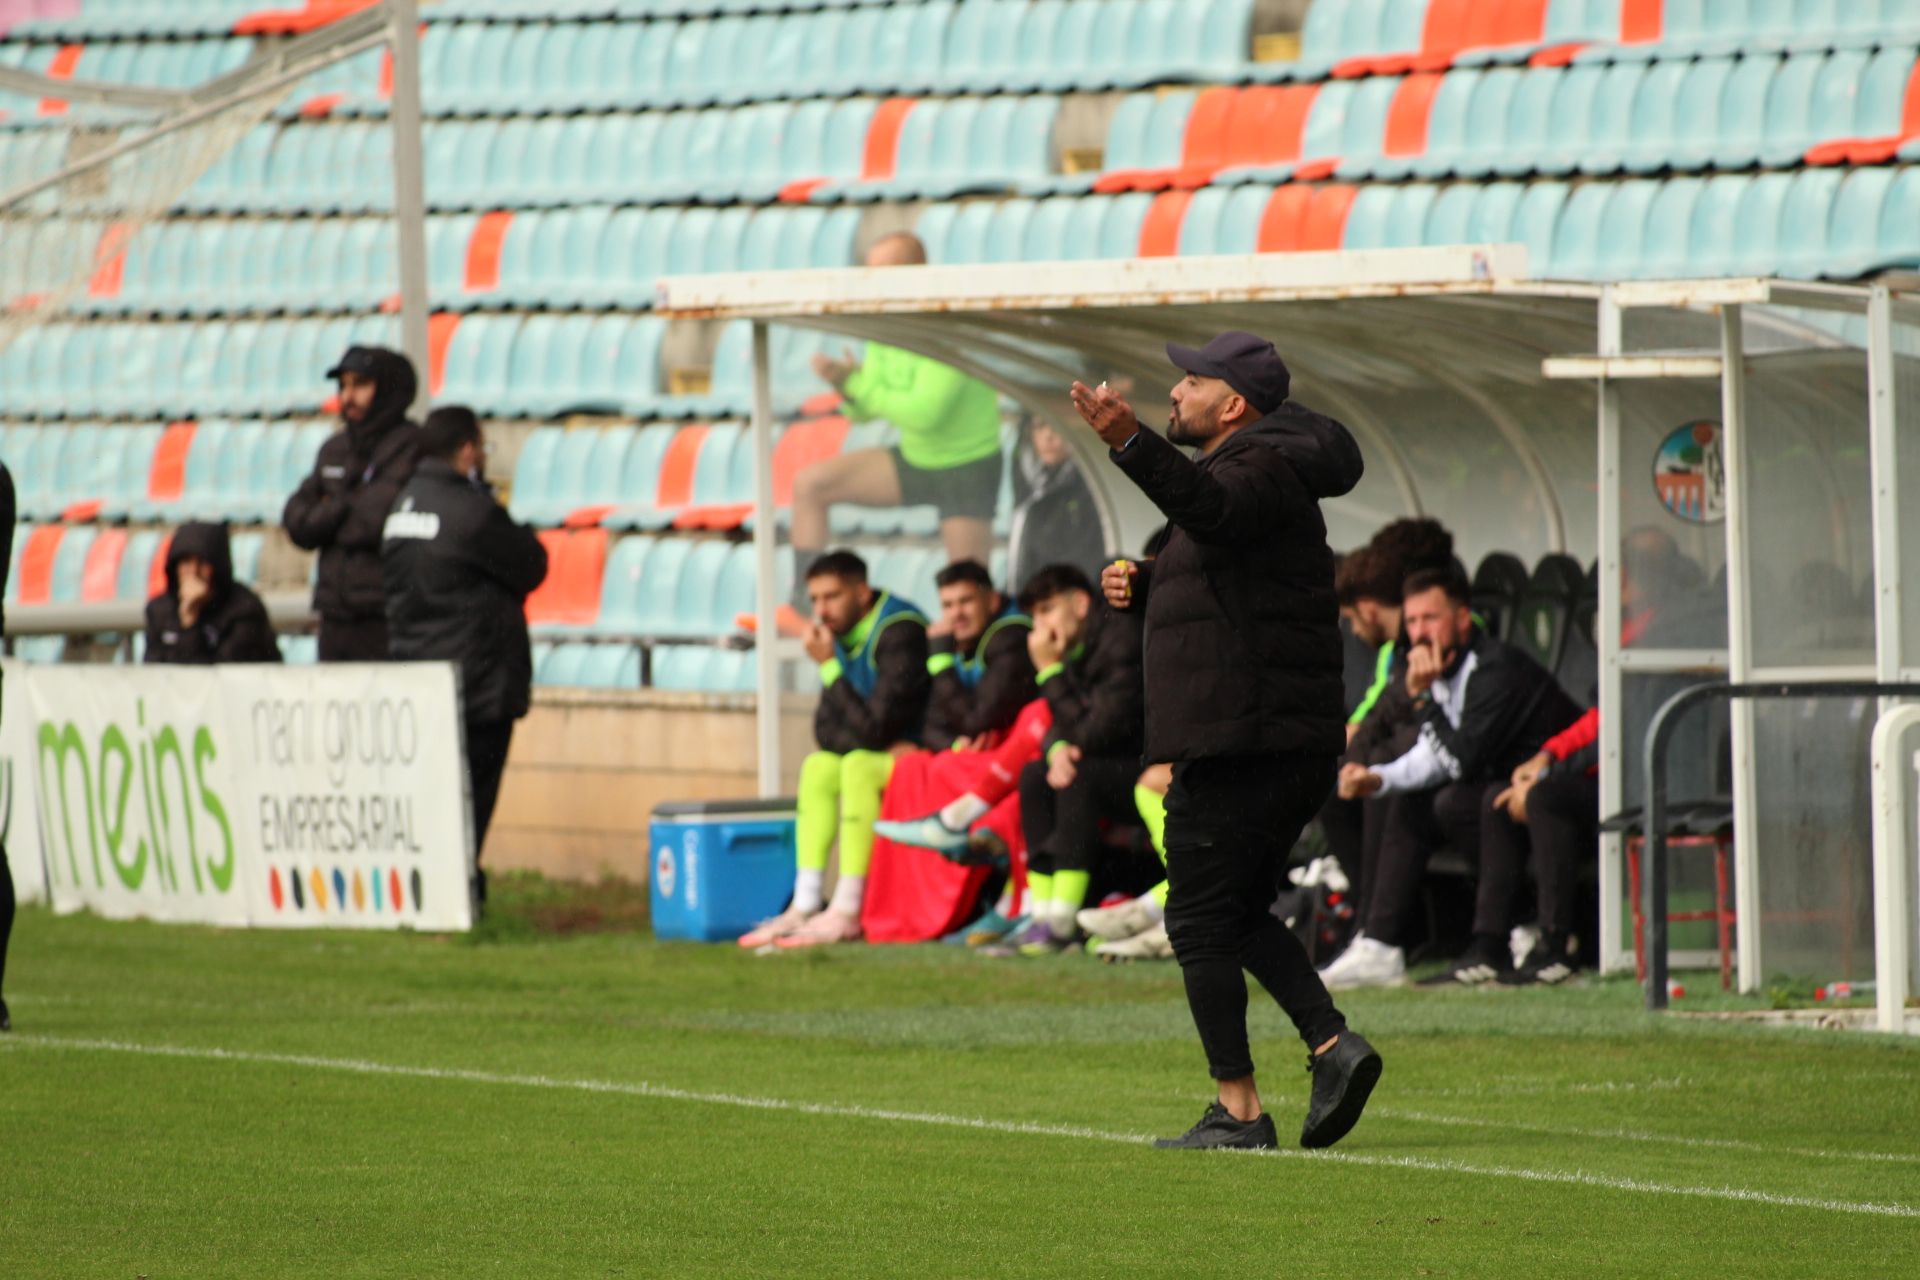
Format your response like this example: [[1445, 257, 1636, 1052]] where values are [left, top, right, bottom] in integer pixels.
[[659, 249, 1920, 1017]]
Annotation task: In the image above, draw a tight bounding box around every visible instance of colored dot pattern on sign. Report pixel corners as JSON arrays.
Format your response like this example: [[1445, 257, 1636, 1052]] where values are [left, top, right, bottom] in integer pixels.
[[266, 865, 419, 914]]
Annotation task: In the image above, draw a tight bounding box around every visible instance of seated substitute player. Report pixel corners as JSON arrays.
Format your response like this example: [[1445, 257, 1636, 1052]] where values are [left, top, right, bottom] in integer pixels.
[[885, 565, 1145, 955], [920, 559, 1035, 749], [739, 551, 930, 949]]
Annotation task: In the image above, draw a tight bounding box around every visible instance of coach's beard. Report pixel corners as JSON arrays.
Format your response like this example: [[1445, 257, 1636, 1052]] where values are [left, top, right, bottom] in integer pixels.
[[1167, 405, 1207, 447]]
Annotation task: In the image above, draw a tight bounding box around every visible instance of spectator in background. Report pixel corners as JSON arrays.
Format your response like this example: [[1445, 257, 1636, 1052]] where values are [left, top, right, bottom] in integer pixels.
[[284, 345, 422, 661], [783, 234, 1003, 628], [143, 523, 282, 665], [0, 463, 13, 1030], [740, 551, 930, 949], [1328, 566, 1580, 989], [1006, 415, 1105, 591], [920, 559, 1034, 751], [382, 407, 549, 903], [1485, 706, 1600, 984]]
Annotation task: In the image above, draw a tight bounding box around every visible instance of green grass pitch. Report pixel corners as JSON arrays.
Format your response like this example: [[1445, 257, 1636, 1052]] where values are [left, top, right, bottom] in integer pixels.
[[3, 878, 1917, 1278]]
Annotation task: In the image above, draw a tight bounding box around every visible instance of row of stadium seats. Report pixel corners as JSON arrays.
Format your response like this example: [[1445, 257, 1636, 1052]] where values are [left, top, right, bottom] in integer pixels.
[[918, 168, 1920, 279], [23, 158, 1920, 334], [5, 521, 264, 607], [1292, 0, 1920, 79], [6, 0, 1258, 120], [3, 419, 330, 521], [510, 417, 1007, 535], [0, 32, 249, 120], [531, 641, 756, 693], [5, 0, 933, 42], [46, 205, 863, 317], [1084, 48, 1920, 193], [0, 313, 844, 420], [526, 527, 968, 640]]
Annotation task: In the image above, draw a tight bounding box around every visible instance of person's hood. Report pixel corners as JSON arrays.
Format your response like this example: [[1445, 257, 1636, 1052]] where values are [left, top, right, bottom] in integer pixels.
[[1235, 400, 1364, 500], [165, 521, 235, 602], [333, 345, 419, 454]]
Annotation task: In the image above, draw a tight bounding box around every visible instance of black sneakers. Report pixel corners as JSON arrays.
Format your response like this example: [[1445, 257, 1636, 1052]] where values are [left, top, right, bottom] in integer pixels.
[[1500, 934, 1579, 986], [1301, 1030, 1382, 1149], [1416, 936, 1511, 987], [0, 997, 10, 1032], [1155, 1102, 1279, 1150]]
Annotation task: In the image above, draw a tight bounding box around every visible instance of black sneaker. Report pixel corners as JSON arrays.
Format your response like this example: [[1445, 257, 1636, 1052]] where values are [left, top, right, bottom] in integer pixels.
[[1416, 937, 1511, 987], [1154, 1102, 1279, 1150], [1499, 937, 1579, 987], [0, 997, 10, 1032], [1300, 1030, 1382, 1149]]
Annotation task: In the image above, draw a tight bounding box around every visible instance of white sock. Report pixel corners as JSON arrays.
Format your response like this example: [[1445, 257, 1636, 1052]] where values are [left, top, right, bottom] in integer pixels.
[[1045, 901, 1077, 940], [1138, 894, 1165, 925], [937, 792, 991, 831], [828, 873, 865, 916], [793, 868, 825, 915], [992, 883, 1018, 918]]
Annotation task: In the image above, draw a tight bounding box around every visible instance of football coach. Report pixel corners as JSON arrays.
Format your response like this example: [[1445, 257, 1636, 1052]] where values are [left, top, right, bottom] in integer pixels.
[[1071, 332, 1383, 1151]]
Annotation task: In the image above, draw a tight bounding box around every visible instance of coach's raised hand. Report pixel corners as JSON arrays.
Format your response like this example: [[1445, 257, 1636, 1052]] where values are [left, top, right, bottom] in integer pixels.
[[1102, 560, 1139, 610], [1070, 381, 1140, 450]]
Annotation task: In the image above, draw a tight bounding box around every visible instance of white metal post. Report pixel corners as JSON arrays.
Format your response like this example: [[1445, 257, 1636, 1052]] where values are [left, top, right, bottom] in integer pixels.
[[1869, 713, 1919, 1034], [387, 0, 432, 415], [1719, 304, 1763, 992], [750, 321, 781, 797], [1867, 286, 1903, 685], [1595, 288, 1627, 974]]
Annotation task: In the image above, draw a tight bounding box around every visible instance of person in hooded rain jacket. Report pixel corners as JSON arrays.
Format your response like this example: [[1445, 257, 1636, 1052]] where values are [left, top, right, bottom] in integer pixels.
[[283, 346, 422, 661], [143, 521, 282, 664]]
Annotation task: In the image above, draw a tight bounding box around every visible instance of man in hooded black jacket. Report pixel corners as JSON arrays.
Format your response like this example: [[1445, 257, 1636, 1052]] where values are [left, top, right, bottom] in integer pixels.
[[383, 407, 549, 896], [284, 346, 422, 661], [143, 522, 282, 664], [1074, 331, 1381, 1153]]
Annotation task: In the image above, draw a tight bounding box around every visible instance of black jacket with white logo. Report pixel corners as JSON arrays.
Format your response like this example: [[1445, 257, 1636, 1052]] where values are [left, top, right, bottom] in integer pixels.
[[382, 458, 549, 725], [144, 521, 282, 665]]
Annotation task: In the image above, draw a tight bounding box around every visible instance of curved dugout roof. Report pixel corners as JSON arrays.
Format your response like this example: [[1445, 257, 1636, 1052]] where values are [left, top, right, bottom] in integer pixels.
[[660, 245, 1608, 563]]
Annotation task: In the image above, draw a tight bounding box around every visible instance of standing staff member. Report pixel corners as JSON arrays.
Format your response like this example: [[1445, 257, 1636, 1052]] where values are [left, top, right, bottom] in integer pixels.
[[382, 407, 549, 905], [1074, 332, 1381, 1151]]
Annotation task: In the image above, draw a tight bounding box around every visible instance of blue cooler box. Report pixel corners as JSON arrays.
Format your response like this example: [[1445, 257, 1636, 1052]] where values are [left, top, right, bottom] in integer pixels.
[[649, 798, 797, 941]]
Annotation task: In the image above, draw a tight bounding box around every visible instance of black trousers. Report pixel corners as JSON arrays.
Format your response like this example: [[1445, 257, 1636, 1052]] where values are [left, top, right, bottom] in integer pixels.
[[1164, 753, 1344, 1081], [0, 836, 14, 1000], [1479, 771, 1599, 939], [318, 614, 390, 662], [1017, 754, 1141, 877], [467, 719, 516, 860], [1361, 782, 1482, 947]]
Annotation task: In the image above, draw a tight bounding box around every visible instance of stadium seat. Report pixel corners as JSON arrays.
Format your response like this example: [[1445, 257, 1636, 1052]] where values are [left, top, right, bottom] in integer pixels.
[[1510, 552, 1585, 671], [524, 526, 607, 630], [1471, 551, 1531, 641]]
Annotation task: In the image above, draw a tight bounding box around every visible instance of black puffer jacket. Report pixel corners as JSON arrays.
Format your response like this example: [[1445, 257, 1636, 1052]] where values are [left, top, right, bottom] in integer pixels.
[[921, 617, 1035, 749], [382, 458, 549, 725], [1040, 601, 1145, 759], [144, 522, 282, 664], [1112, 400, 1364, 763], [284, 347, 422, 620]]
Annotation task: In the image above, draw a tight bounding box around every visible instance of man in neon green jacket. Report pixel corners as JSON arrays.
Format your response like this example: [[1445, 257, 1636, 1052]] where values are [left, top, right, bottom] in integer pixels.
[[789, 233, 1004, 617]]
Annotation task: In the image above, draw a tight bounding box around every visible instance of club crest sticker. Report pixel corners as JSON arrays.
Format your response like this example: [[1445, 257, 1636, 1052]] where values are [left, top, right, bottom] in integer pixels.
[[1653, 420, 1725, 525]]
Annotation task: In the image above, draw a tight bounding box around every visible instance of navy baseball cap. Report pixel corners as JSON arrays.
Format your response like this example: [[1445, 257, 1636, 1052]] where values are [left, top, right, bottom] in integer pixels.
[[1165, 331, 1291, 415]]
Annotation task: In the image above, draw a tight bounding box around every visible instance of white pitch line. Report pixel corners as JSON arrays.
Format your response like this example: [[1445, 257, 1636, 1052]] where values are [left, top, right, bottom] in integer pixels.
[[7, 1035, 1917, 1221], [1373, 1107, 1920, 1167]]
